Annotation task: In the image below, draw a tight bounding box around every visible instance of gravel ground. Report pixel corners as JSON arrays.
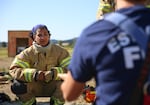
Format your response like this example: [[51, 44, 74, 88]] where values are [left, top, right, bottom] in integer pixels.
[[0, 83, 94, 105]]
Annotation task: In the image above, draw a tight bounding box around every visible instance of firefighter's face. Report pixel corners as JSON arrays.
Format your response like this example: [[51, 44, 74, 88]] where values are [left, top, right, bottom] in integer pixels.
[[34, 28, 50, 46]]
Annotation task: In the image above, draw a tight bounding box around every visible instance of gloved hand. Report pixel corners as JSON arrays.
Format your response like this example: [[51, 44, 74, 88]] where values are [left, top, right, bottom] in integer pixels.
[[34, 71, 45, 81], [34, 70, 55, 82], [34, 67, 65, 82], [44, 70, 55, 82], [45, 67, 65, 82]]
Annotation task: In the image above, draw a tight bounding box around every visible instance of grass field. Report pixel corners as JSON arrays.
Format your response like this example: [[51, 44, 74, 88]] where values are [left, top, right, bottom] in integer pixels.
[[0, 47, 8, 58]]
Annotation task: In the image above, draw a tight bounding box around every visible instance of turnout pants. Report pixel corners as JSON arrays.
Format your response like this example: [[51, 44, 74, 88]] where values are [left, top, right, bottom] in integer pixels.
[[11, 80, 64, 103]]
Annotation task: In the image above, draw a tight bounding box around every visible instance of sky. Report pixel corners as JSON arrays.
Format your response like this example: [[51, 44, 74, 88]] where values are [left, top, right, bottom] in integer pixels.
[[0, 0, 100, 42]]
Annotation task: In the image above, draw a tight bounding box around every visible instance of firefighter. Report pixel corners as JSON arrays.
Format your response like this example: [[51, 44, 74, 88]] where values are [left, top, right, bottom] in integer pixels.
[[59, 0, 150, 105], [9, 24, 71, 105], [96, 0, 114, 20]]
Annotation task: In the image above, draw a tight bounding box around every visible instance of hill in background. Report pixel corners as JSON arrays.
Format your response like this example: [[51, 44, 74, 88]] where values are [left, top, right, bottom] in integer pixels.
[[0, 37, 78, 48]]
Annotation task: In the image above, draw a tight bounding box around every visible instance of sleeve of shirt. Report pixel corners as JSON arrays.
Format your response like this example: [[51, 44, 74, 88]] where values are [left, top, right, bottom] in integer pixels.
[[68, 34, 94, 82], [68, 24, 107, 82]]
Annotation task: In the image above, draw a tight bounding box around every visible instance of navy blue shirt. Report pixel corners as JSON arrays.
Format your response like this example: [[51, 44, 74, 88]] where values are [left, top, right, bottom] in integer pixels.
[[68, 5, 150, 105]]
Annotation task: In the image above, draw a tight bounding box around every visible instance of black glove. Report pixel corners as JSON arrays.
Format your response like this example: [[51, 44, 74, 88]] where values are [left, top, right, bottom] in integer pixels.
[[11, 80, 27, 95]]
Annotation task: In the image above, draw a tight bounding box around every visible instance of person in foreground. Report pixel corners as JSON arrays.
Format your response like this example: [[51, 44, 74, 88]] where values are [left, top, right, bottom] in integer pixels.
[[59, 0, 150, 105], [9, 24, 70, 105]]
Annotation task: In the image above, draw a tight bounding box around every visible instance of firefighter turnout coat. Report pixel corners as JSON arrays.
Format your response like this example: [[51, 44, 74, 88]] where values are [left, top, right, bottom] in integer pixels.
[[9, 43, 70, 83]]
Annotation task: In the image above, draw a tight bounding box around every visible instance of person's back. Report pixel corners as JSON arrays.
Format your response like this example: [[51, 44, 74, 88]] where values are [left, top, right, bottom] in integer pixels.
[[59, 0, 150, 105], [94, 3, 150, 105], [91, 4, 150, 105]]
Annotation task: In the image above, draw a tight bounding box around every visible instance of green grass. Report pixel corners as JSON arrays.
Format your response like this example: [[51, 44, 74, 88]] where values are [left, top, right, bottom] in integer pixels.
[[0, 47, 8, 58]]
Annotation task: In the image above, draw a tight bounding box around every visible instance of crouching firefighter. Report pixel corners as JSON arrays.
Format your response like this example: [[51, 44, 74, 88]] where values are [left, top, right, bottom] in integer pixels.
[[9, 24, 71, 105]]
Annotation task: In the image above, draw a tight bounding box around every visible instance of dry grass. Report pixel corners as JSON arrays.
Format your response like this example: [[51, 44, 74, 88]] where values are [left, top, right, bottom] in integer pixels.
[[0, 47, 8, 58], [0, 47, 13, 72]]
